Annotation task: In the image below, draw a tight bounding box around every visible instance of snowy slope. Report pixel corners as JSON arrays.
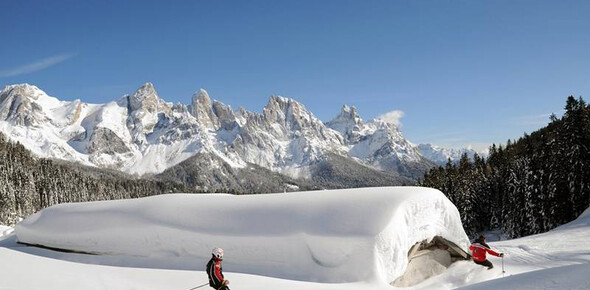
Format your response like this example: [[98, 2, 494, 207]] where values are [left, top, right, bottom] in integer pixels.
[[2, 197, 590, 289], [15, 187, 468, 285], [407, 206, 590, 289], [457, 263, 590, 290]]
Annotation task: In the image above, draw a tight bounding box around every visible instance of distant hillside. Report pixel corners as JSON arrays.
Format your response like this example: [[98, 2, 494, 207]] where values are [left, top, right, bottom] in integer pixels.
[[416, 143, 486, 165], [0, 132, 192, 225], [155, 152, 313, 194]]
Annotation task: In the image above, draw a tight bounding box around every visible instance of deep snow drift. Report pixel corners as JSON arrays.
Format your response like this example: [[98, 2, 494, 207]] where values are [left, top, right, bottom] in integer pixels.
[[15, 187, 469, 284], [2, 191, 590, 289], [408, 206, 590, 289]]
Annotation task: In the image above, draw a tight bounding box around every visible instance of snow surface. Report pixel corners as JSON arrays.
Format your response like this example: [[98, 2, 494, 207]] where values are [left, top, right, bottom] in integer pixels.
[[405, 206, 590, 289], [458, 263, 590, 290], [2, 191, 589, 290], [14, 187, 469, 285]]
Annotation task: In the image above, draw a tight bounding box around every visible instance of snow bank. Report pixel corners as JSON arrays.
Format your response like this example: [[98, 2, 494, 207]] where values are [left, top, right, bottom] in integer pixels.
[[458, 263, 590, 290], [0, 225, 12, 237], [15, 187, 469, 284]]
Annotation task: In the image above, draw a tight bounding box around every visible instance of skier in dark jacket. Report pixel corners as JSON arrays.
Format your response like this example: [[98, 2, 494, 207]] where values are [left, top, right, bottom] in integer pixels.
[[206, 247, 230, 290], [469, 235, 504, 269]]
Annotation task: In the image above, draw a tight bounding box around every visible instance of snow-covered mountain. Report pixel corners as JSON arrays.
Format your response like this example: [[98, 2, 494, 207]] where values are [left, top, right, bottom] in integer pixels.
[[0, 83, 436, 182], [327, 105, 434, 177], [417, 143, 487, 165]]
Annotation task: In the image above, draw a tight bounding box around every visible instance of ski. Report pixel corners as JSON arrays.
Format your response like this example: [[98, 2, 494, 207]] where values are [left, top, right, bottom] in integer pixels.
[[187, 282, 209, 290]]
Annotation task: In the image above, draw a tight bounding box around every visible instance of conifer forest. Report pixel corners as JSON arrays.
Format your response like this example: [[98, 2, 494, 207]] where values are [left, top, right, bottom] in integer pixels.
[[422, 96, 590, 238], [0, 135, 190, 225]]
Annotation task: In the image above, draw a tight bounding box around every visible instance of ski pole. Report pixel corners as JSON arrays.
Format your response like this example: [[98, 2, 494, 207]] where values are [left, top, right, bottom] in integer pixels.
[[501, 255, 505, 277], [188, 282, 209, 290]]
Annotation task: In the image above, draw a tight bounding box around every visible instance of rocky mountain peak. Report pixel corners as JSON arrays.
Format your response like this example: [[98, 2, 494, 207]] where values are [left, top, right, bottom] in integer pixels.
[[341, 104, 359, 118], [190, 89, 236, 130], [125, 83, 174, 145], [332, 105, 362, 124], [265, 95, 303, 113], [326, 104, 364, 142], [267, 95, 310, 111], [0, 82, 439, 182], [1, 83, 44, 100], [137, 82, 155, 92], [263, 95, 317, 130], [192, 89, 211, 106], [267, 95, 289, 104], [129, 82, 159, 113], [0, 84, 53, 126]]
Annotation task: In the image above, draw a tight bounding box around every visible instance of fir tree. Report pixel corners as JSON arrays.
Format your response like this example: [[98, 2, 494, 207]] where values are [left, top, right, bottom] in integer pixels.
[[421, 96, 590, 238]]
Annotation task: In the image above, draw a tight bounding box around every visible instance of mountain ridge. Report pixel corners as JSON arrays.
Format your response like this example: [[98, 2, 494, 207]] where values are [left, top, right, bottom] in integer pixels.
[[0, 83, 464, 188]]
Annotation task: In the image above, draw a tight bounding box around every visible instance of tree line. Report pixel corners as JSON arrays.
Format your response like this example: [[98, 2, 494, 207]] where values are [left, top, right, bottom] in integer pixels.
[[421, 96, 590, 238], [0, 134, 195, 226]]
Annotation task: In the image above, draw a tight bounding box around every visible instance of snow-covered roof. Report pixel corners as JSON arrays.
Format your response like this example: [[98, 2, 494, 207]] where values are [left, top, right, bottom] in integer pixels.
[[15, 187, 469, 283]]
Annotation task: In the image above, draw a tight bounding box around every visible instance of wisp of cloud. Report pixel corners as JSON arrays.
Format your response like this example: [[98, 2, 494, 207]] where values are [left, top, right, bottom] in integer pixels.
[[377, 110, 405, 128], [0, 53, 75, 78]]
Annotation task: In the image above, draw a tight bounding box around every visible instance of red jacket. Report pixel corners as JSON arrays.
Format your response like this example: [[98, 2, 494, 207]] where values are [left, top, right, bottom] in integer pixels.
[[206, 257, 225, 289], [469, 243, 500, 262]]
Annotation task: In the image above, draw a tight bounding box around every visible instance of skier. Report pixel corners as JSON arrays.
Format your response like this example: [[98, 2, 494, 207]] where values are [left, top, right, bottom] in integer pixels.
[[206, 247, 230, 290], [469, 235, 504, 269]]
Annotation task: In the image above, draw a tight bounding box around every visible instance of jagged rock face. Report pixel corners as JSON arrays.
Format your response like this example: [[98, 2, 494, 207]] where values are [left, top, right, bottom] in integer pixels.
[[353, 122, 432, 178], [262, 96, 341, 141], [212, 101, 238, 131], [123, 83, 175, 145], [325, 105, 431, 178], [87, 127, 131, 154], [228, 96, 345, 174], [0, 84, 90, 131], [188, 89, 241, 134], [190, 89, 223, 131], [0, 83, 205, 174], [325, 105, 364, 144], [129, 83, 159, 113], [0, 84, 46, 126], [0, 83, 438, 181], [148, 110, 197, 145], [348, 121, 417, 162], [191, 89, 215, 129]]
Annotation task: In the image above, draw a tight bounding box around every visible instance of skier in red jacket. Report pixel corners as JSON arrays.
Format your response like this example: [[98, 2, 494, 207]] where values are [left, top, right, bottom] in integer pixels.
[[469, 235, 504, 269], [206, 248, 230, 290]]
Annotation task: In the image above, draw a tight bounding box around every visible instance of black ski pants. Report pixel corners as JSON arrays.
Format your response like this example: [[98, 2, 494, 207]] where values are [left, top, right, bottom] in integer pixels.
[[474, 259, 494, 269]]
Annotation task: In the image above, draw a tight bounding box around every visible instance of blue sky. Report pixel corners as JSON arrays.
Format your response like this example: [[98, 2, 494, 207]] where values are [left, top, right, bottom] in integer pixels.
[[2, 0, 589, 150]]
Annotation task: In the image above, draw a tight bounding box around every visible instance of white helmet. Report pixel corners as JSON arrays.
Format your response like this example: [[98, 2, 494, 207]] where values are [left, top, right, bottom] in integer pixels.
[[212, 247, 224, 259]]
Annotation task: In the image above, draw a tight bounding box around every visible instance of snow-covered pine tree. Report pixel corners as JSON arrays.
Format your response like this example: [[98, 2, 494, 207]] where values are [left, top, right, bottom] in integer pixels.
[[0, 132, 194, 226], [562, 97, 590, 219], [420, 96, 590, 238]]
